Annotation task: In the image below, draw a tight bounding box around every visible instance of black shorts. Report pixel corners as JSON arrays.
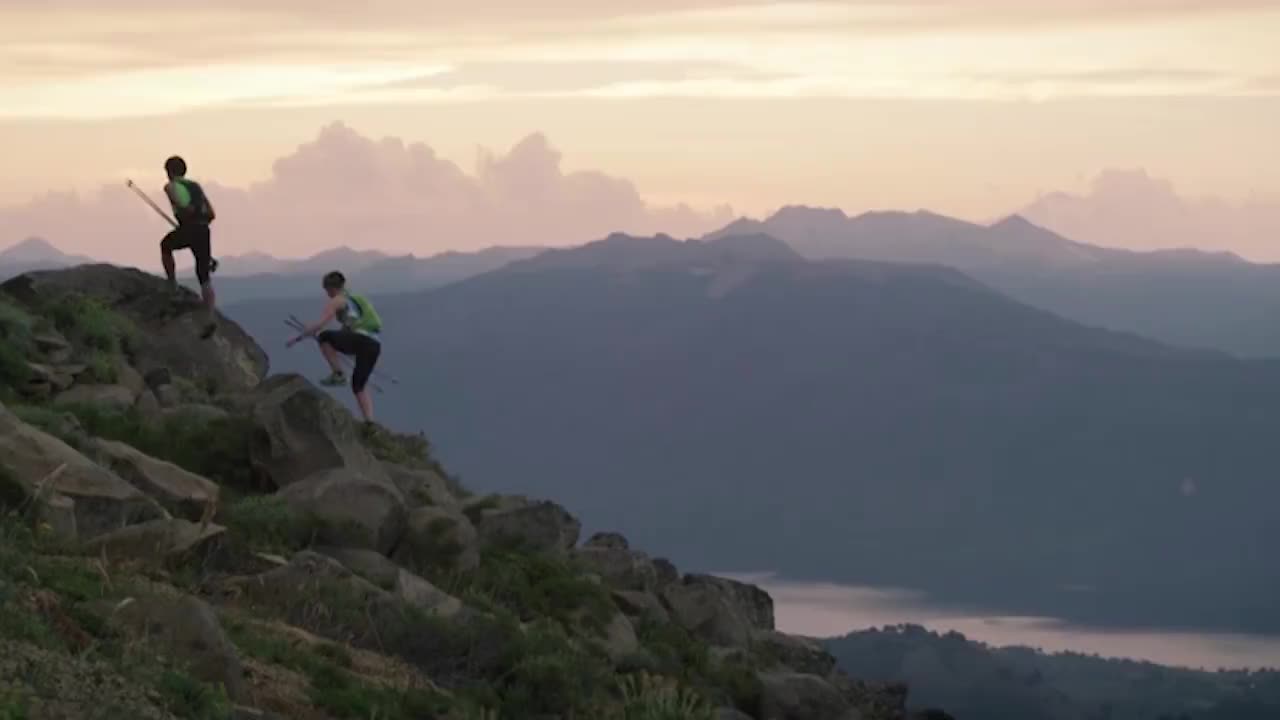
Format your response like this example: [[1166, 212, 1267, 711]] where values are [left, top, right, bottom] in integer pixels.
[[317, 329, 381, 393], [161, 224, 212, 285]]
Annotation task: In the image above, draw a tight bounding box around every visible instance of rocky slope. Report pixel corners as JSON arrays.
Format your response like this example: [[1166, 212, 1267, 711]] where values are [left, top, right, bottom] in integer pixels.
[[0, 264, 948, 720]]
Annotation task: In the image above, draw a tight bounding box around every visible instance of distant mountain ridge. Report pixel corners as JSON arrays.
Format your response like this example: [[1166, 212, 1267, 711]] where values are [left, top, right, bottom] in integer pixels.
[[227, 231, 1280, 637], [706, 207, 1280, 357]]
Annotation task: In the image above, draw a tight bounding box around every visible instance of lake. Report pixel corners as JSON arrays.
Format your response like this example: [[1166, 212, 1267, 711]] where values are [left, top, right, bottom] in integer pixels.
[[721, 572, 1280, 671]]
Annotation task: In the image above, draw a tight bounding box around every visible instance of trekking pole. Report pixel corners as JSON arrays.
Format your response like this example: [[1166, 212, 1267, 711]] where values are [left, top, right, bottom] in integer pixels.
[[125, 179, 177, 228], [284, 317, 384, 394], [288, 313, 399, 386], [125, 179, 219, 273]]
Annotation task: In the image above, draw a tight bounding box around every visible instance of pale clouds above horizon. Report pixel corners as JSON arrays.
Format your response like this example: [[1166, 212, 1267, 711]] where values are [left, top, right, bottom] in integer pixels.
[[1020, 169, 1280, 262], [2, 1, 1279, 118], [3, 122, 1277, 267], [0, 123, 735, 267]]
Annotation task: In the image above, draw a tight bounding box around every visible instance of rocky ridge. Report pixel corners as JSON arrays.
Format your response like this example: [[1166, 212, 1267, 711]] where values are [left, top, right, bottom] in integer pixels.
[[0, 264, 950, 719]]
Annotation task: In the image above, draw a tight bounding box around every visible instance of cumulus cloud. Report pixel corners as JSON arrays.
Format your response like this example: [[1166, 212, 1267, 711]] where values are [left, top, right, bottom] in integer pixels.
[[1019, 169, 1280, 262], [0, 122, 734, 266]]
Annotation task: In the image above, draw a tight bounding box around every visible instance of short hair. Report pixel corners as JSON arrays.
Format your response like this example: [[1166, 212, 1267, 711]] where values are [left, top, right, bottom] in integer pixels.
[[322, 271, 346, 289], [164, 156, 187, 176]]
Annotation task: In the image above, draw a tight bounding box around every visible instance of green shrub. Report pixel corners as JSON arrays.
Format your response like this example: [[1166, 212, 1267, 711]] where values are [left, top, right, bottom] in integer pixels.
[[153, 669, 233, 720], [57, 403, 254, 487], [455, 546, 616, 634], [45, 293, 134, 357], [0, 298, 35, 389], [219, 495, 317, 554]]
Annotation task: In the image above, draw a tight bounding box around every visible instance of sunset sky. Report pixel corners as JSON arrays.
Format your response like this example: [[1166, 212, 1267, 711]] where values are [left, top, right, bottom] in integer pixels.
[[2, 1, 1278, 262]]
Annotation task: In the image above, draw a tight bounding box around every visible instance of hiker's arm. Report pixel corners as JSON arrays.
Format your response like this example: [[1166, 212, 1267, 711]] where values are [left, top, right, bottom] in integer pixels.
[[289, 298, 341, 344]]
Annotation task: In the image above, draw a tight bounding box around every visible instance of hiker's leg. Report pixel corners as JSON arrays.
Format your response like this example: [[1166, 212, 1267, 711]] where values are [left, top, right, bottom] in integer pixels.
[[351, 338, 380, 422], [159, 232, 180, 288], [315, 331, 345, 374], [192, 227, 217, 336]]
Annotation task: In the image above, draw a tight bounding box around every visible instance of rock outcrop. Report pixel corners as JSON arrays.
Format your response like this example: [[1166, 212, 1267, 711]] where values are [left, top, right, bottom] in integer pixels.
[[0, 264, 933, 720]]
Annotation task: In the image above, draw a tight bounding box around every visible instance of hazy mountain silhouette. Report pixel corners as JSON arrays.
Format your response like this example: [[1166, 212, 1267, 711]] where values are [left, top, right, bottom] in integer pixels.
[[827, 625, 1280, 720], [227, 232, 1280, 636], [179, 245, 547, 302], [0, 237, 94, 279], [708, 207, 1280, 357]]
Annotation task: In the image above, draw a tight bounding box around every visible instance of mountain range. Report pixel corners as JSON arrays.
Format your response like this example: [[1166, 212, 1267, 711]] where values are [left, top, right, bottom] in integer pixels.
[[225, 231, 1280, 636], [707, 207, 1280, 357]]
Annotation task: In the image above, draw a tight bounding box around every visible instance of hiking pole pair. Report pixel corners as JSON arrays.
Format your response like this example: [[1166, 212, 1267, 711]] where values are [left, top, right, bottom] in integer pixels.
[[288, 313, 399, 387], [283, 316, 390, 394], [125, 179, 219, 273]]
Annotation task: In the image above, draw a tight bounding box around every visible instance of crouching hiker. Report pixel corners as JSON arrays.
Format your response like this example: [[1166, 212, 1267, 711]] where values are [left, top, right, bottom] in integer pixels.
[[286, 271, 383, 423]]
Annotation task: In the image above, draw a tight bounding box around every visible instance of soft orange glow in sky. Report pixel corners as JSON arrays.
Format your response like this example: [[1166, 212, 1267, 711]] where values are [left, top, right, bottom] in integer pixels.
[[2, 1, 1278, 258]]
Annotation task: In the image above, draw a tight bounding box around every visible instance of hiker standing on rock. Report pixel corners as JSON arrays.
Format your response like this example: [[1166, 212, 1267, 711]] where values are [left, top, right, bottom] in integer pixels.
[[160, 155, 219, 339], [286, 271, 383, 424]]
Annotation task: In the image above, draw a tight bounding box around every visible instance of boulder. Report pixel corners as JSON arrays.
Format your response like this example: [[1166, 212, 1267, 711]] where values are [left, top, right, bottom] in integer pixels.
[[380, 461, 459, 509], [572, 543, 659, 592], [106, 594, 251, 704], [688, 574, 775, 630], [391, 506, 480, 574], [471, 495, 581, 555], [715, 710, 755, 720], [1, 265, 268, 393], [611, 590, 671, 625], [585, 531, 630, 550], [652, 557, 680, 587], [25, 362, 76, 392], [53, 384, 136, 412], [759, 672, 861, 720], [249, 374, 386, 489], [85, 518, 225, 564], [0, 403, 166, 539], [596, 611, 640, 663], [134, 389, 162, 422], [276, 468, 407, 554], [116, 361, 147, 397], [161, 403, 230, 425], [753, 630, 838, 676], [317, 547, 463, 618], [32, 331, 72, 363], [661, 575, 774, 648], [89, 438, 219, 521]]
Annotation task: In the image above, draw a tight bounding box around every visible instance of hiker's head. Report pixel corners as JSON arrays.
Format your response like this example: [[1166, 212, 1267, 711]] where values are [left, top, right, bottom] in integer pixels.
[[322, 271, 346, 297], [164, 156, 187, 179]]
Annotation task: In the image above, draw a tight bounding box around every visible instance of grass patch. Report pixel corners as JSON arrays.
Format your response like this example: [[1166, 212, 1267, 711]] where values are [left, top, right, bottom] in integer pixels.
[[153, 668, 233, 720], [452, 546, 617, 635], [0, 296, 35, 389], [44, 292, 135, 358], [307, 662, 450, 720], [218, 495, 318, 554], [619, 672, 715, 720], [55, 403, 254, 488]]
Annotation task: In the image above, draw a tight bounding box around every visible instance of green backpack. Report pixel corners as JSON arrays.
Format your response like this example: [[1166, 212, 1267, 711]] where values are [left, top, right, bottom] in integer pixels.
[[343, 291, 383, 334]]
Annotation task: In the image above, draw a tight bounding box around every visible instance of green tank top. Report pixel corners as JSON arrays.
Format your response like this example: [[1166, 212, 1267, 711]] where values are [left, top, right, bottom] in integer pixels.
[[337, 290, 383, 337]]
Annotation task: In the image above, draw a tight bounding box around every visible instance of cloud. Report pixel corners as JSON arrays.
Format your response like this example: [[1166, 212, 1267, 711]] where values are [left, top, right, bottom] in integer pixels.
[[1018, 169, 1280, 262], [0, 122, 735, 267], [2, 0, 1278, 118]]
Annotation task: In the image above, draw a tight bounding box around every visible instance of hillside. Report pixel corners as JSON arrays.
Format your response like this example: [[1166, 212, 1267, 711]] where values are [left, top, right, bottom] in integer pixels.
[[227, 232, 1280, 636], [706, 207, 1280, 357], [825, 625, 1280, 720], [0, 263, 938, 720]]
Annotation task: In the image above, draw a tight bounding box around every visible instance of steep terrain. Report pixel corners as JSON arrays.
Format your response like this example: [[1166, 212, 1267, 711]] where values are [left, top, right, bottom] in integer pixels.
[[228, 232, 1280, 635], [706, 207, 1280, 357], [0, 264, 940, 719]]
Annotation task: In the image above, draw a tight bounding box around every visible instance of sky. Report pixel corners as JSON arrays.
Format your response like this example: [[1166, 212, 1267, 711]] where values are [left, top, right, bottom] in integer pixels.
[[2, 1, 1279, 263]]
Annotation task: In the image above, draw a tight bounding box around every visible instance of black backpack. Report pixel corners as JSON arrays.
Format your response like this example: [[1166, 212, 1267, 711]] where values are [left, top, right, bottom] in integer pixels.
[[176, 179, 215, 224]]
